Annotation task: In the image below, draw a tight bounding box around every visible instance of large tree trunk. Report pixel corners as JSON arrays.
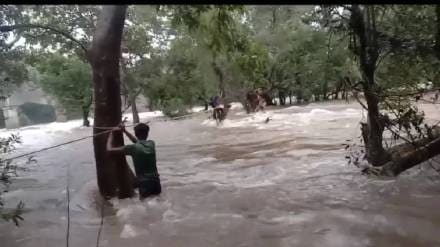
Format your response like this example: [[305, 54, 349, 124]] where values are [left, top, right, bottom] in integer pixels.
[[378, 135, 440, 176], [351, 5, 389, 166], [88, 5, 134, 199], [373, 5, 440, 175], [363, 87, 389, 166]]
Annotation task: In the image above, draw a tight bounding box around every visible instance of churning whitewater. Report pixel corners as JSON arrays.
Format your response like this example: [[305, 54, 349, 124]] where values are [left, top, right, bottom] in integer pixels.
[[1, 101, 440, 247]]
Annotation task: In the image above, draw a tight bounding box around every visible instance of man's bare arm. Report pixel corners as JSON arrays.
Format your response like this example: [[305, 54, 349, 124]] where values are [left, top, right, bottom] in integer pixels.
[[119, 123, 137, 143], [106, 130, 125, 154], [123, 129, 138, 143]]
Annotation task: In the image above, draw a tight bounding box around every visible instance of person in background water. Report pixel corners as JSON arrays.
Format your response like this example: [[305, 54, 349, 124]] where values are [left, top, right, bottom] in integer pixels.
[[209, 95, 222, 109], [256, 88, 266, 112], [209, 95, 228, 122], [106, 123, 161, 200]]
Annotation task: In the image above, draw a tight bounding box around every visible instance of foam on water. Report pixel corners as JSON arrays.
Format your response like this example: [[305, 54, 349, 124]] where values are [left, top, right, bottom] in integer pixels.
[[201, 107, 362, 130], [190, 106, 206, 113], [4, 100, 440, 247], [0, 119, 83, 135], [109, 195, 174, 239], [0, 119, 85, 148], [0, 110, 165, 149], [229, 102, 243, 110], [269, 211, 316, 225], [122, 111, 164, 122], [120, 224, 147, 238]]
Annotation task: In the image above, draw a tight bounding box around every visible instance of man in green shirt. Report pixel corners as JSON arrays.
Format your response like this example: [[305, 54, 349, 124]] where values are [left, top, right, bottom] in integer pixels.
[[106, 123, 161, 200]]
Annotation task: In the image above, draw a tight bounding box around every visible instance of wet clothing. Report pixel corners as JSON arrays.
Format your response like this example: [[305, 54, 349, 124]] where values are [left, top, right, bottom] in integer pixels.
[[124, 140, 161, 198], [210, 96, 221, 108], [136, 175, 161, 198], [257, 94, 266, 111]]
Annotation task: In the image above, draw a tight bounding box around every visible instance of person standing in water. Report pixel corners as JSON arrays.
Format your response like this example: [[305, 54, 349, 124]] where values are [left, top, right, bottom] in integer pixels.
[[256, 88, 266, 112], [209, 95, 222, 109], [106, 123, 161, 200]]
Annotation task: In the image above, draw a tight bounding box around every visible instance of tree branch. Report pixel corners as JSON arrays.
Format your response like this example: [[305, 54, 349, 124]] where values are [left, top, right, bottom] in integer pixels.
[[4, 34, 21, 49], [0, 24, 88, 53]]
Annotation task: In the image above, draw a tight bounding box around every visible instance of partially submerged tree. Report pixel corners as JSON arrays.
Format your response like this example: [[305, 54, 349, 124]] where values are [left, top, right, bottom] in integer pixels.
[[317, 5, 440, 175], [88, 5, 134, 198], [0, 5, 134, 198]]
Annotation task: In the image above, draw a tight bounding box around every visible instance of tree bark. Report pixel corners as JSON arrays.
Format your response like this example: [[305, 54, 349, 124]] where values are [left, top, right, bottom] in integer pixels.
[[129, 93, 140, 124], [82, 95, 93, 127], [362, 5, 440, 175], [279, 90, 286, 105], [88, 5, 134, 199], [120, 51, 140, 124], [0, 110, 5, 129], [296, 89, 303, 104], [212, 61, 225, 98], [363, 86, 390, 166], [334, 80, 342, 100], [322, 85, 329, 100], [351, 5, 390, 166], [380, 136, 440, 176], [82, 106, 90, 127]]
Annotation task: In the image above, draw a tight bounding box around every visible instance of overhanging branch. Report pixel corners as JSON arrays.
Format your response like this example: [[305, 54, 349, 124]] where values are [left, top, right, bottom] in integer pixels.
[[0, 24, 88, 53]]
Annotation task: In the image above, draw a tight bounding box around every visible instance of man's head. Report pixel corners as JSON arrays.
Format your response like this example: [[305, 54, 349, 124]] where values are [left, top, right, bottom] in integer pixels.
[[134, 123, 150, 140]]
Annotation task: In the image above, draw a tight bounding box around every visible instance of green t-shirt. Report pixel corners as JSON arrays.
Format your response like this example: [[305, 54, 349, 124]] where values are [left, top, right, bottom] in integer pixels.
[[123, 140, 158, 177]]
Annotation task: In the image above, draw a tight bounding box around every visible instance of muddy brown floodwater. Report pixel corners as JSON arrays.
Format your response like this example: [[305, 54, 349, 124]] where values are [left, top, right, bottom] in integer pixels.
[[1, 100, 440, 247]]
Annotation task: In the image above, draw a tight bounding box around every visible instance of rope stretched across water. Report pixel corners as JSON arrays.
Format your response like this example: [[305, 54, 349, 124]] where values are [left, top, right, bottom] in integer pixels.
[[3, 111, 207, 163], [1, 110, 207, 247], [2, 125, 131, 163]]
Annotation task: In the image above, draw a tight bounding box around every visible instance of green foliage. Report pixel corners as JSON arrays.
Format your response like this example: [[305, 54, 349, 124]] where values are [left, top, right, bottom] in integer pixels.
[[17, 5, 99, 57], [2, 4, 438, 120], [34, 53, 93, 120], [232, 40, 269, 89], [143, 35, 216, 116], [160, 98, 188, 117], [0, 134, 24, 226], [0, 6, 29, 99], [136, 5, 362, 106], [242, 6, 359, 100]]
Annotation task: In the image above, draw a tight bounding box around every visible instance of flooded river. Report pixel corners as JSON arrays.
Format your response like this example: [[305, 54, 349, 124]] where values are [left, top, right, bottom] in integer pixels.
[[1, 101, 440, 247]]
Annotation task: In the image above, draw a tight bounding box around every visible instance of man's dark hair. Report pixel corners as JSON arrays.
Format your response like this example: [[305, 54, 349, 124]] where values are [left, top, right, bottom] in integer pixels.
[[134, 123, 149, 140]]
